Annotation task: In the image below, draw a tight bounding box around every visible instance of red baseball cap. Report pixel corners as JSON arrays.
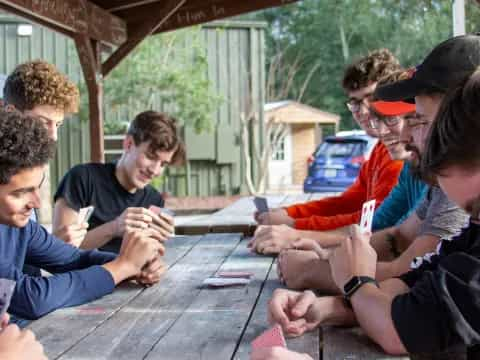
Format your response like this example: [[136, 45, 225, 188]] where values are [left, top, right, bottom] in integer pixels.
[[371, 101, 416, 116]]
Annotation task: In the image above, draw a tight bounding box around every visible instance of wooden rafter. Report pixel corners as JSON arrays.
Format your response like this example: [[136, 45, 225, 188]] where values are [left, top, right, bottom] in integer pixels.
[[102, 0, 186, 77], [118, 0, 298, 33], [0, 0, 127, 46], [75, 34, 105, 162]]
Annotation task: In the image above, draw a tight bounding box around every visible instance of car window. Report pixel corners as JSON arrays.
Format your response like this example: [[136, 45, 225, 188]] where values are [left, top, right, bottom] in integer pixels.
[[315, 140, 366, 158]]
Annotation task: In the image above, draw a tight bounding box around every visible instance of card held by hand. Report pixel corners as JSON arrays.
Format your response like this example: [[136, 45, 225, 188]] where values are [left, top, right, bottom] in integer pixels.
[[254, 197, 269, 214], [360, 200, 376, 234], [251, 324, 287, 350], [0, 279, 16, 319]]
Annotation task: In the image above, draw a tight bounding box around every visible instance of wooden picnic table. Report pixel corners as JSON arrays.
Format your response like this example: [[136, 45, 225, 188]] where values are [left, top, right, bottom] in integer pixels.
[[176, 193, 335, 236], [29, 194, 411, 359]]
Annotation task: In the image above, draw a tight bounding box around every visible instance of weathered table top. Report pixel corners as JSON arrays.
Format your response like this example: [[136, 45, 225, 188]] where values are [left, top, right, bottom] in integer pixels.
[[176, 193, 334, 236], [29, 233, 321, 360]]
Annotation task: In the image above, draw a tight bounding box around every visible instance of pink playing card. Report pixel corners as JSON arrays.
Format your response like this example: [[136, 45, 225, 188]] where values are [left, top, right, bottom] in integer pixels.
[[251, 324, 287, 350], [149, 205, 162, 214], [216, 271, 254, 279], [360, 200, 376, 234]]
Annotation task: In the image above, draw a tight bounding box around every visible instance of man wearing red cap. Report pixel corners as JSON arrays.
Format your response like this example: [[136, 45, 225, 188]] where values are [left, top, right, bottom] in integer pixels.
[[249, 49, 404, 254]]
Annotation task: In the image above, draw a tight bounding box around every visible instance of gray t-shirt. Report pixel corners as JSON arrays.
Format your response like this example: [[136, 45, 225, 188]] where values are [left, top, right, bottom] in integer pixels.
[[415, 186, 469, 240], [411, 186, 469, 269]]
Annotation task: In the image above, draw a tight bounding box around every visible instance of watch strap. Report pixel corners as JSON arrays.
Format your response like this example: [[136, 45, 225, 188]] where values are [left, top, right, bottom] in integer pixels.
[[344, 276, 378, 301]]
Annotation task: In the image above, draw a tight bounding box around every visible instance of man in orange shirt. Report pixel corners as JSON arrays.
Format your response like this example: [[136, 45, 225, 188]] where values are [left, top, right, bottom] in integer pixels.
[[250, 49, 404, 254]]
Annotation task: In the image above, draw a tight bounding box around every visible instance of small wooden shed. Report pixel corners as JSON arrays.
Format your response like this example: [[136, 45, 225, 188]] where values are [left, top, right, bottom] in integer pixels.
[[265, 100, 340, 188]]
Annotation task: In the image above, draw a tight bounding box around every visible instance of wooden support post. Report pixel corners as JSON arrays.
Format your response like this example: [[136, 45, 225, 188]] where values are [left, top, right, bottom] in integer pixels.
[[102, 0, 186, 77], [75, 35, 105, 162]]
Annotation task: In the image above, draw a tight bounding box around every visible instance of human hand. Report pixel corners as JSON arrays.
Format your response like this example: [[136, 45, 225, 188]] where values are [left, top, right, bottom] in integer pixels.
[[147, 210, 174, 242], [113, 207, 154, 238], [250, 347, 313, 360], [248, 225, 299, 255], [54, 222, 88, 247], [118, 229, 165, 276], [0, 325, 47, 360], [277, 250, 320, 290], [135, 256, 168, 286], [256, 209, 294, 226], [0, 313, 9, 330], [267, 289, 323, 337], [289, 238, 332, 260], [329, 225, 377, 290]]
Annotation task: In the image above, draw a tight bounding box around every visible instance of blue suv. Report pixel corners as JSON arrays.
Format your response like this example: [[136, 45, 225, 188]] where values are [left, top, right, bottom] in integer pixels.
[[304, 131, 377, 193]]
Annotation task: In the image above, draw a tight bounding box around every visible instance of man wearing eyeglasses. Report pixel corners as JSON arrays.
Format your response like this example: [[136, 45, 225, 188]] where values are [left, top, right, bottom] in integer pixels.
[[250, 49, 404, 254]]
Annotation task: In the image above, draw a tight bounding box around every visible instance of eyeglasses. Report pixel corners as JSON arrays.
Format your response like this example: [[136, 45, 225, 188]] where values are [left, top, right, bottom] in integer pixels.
[[406, 114, 430, 129], [345, 94, 374, 113], [368, 113, 401, 129]]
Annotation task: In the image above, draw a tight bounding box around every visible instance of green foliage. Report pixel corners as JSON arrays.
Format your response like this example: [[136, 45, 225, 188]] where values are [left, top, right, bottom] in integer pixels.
[[100, 27, 222, 134], [254, 0, 480, 130]]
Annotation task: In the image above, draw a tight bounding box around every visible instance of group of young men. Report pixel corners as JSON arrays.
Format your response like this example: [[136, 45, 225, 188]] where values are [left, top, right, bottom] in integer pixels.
[[2, 33, 480, 360], [0, 61, 183, 359], [250, 33, 480, 359]]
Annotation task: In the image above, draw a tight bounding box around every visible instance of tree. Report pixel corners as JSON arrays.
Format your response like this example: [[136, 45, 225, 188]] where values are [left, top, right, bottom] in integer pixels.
[[241, 50, 320, 195], [78, 27, 222, 134], [253, 0, 480, 130]]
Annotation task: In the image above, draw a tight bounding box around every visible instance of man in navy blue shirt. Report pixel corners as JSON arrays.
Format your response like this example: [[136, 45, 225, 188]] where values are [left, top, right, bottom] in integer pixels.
[[0, 109, 165, 324]]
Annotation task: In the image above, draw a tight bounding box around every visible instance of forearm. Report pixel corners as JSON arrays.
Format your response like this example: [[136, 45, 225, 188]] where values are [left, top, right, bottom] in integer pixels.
[[80, 221, 117, 250], [102, 258, 136, 285], [300, 226, 349, 248], [318, 296, 357, 327], [351, 284, 407, 355]]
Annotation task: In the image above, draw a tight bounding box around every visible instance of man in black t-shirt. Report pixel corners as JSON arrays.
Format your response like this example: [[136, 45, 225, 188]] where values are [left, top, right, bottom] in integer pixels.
[[255, 35, 480, 360], [54, 111, 185, 259]]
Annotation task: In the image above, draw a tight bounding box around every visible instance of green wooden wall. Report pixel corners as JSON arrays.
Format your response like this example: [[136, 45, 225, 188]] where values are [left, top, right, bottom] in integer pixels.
[[0, 15, 266, 197]]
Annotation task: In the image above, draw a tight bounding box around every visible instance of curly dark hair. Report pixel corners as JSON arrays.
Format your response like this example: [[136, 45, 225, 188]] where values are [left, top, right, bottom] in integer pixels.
[[0, 109, 56, 184], [342, 49, 401, 92], [127, 111, 186, 166], [3, 60, 79, 113]]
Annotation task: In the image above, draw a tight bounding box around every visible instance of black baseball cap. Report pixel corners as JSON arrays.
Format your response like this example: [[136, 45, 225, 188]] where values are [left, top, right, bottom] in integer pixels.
[[375, 34, 480, 102]]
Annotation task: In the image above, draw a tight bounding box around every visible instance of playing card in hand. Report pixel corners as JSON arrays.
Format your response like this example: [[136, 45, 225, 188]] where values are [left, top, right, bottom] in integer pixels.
[[251, 324, 287, 350], [253, 197, 269, 214], [360, 200, 376, 234], [0, 279, 16, 320]]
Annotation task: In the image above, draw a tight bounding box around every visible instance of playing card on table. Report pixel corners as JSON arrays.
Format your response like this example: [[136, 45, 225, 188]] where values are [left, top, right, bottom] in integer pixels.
[[0, 279, 16, 320], [251, 324, 287, 350], [202, 277, 251, 287], [360, 200, 376, 234], [216, 271, 254, 279], [254, 197, 269, 214], [78, 206, 94, 224]]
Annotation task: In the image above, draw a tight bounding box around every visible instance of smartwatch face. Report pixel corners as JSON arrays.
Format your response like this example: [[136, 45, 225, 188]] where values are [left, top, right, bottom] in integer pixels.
[[344, 276, 362, 295]]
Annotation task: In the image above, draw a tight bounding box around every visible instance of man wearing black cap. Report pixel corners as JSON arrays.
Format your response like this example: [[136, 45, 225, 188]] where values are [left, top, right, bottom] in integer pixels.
[[263, 34, 480, 359]]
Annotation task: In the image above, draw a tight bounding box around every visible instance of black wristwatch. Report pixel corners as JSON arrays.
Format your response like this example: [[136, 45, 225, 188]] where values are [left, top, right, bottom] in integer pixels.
[[343, 276, 378, 301]]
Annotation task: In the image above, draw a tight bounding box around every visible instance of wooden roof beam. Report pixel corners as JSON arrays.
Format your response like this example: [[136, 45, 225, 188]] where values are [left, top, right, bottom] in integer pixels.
[[151, 0, 299, 34], [102, 0, 186, 77], [0, 0, 127, 46]]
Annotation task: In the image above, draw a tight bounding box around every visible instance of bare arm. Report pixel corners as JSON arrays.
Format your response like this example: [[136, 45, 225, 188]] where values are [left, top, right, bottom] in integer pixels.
[[298, 225, 350, 248], [372, 213, 439, 281], [351, 278, 409, 355], [53, 198, 117, 250]]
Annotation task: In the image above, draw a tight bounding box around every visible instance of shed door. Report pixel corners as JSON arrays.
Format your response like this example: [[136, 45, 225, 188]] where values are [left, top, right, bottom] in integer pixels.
[[268, 126, 293, 187]]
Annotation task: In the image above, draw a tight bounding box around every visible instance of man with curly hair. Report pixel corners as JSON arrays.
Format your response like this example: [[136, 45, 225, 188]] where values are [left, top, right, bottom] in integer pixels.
[[3, 60, 79, 141], [3, 60, 84, 244], [0, 109, 166, 325], [250, 49, 404, 254]]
